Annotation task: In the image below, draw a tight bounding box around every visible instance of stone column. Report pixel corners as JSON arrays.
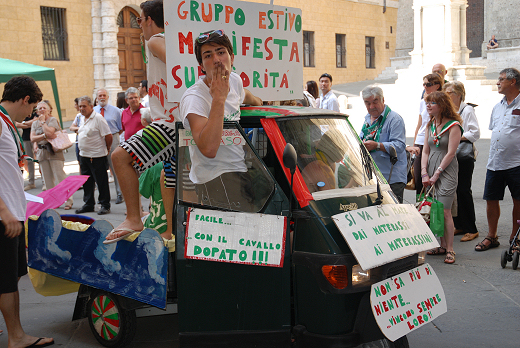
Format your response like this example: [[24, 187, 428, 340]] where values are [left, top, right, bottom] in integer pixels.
[[100, 0, 121, 104], [409, 2, 423, 66], [92, 0, 104, 94]]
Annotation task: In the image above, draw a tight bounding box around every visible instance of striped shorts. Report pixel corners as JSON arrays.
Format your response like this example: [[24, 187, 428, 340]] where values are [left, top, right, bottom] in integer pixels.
[[121, 123, 176, 188]]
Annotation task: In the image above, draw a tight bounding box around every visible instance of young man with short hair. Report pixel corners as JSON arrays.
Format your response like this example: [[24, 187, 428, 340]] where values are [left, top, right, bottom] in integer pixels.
[[109, 0, 180, 242], [317, 73, 340, 112], [179, 29, 262, 210], [0, 75, 54, 348]]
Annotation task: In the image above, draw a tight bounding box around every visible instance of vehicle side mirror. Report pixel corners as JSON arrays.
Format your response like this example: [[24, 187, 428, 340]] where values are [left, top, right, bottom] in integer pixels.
[[283, 143, 298, 175], [388, 145, 398, 165]]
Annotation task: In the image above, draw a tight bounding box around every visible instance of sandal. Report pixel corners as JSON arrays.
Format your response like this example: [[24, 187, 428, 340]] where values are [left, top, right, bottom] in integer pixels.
[[509, 239, 520, 251], [444, 251, 456, 264], [427, 247, 446, 255], [64, 204, 72, 210], [475, 236, 500, 251]]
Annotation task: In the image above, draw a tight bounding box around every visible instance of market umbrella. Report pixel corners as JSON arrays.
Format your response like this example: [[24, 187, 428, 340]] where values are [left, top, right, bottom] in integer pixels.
[[26, 175, 89, 219]]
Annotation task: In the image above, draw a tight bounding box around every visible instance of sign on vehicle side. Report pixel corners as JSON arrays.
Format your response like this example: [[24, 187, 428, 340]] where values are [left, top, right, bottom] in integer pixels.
[[185, 208, 287, 267], [332, 204, 439, 270], [370, 263, 447, 342]]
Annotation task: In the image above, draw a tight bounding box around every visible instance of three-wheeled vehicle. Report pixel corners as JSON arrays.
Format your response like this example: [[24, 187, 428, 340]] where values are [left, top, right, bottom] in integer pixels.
[[28, 106, 420, 347]]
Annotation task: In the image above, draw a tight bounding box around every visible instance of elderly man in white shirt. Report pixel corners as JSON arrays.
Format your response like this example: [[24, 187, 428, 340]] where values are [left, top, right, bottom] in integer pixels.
[[476, 68, 520, 251], [76, 96, 113, 216], [317, 73, 340, 112]]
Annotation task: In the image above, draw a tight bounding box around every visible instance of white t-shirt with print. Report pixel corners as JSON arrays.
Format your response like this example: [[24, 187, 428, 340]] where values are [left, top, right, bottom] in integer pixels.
[[180, 72, 246, 184]]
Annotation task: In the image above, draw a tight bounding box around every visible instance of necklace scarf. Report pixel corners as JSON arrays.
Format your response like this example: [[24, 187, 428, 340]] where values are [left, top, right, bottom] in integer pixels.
[[0, 105, 28, 167], [361, 106, 391, 146], [430, 119, 461, 147]]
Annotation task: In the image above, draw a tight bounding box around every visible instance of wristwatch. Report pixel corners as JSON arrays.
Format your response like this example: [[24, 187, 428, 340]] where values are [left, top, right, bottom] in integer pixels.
[[437, 166, 443, 173], [376, 142, 381, 151]]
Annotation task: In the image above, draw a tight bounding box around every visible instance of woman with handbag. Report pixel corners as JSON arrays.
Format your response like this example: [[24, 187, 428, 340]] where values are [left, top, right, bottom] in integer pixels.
[[406, 73, 444, 195], [422, 92, 463, 264], [30, 100, 73, 210], [443, 82, 480, 242]]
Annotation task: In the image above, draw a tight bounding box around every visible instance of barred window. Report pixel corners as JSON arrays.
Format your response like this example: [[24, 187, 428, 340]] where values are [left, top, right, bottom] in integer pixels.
[[303, 31, 315, 67], [336, 34, 346, 68], [41, 7, 68, 60], [365, 37, 375, 69]]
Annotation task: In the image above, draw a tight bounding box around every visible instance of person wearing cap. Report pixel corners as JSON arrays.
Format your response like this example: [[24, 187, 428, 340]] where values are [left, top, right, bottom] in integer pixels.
[[179, 29, 262, 211], [317, 73, 340, 112]]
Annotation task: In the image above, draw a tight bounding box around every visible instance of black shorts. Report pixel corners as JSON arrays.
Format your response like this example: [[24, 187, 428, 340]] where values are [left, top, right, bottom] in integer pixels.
[[0, 222, 27, 294], [483, 165, 520, 201]]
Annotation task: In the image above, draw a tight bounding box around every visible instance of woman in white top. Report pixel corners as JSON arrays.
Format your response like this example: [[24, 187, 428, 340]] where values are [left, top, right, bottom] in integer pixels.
[[407, 73, 444, 194], [443, 81, 481, 243], [304, 81, 319, 108]]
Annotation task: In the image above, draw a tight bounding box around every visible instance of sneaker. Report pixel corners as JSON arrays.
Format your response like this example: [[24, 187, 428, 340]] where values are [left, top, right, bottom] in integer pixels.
[[115, 195, 124, 204], [98, 207, 111, 215], [24, 184, 36, 191], [108, 176, 114, 183]]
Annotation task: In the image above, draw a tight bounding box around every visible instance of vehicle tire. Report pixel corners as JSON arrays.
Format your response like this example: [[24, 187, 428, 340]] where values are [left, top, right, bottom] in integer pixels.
[[388, 335, 409, 348], [501, 250, 509, 268], [87, 291, 137, 348], [513, 251, 519, 270]]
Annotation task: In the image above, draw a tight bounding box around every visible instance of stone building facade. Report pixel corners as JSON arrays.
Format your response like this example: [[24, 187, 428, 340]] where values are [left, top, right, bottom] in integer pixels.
[[1, 0, 399, 121], [387, 0, 520, 75]]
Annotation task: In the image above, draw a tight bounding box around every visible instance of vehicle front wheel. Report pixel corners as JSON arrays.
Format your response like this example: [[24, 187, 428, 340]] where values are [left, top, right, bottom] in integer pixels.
[[87, 291, 137, 347]]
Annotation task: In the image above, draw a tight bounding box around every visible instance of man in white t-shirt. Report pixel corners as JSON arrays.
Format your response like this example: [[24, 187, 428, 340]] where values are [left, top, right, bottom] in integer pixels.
[[0, 76, 55, 348], [139, 80, 150, 107], [180, 29, 262, 210], [108, 0, 180, 243], [76, 96, 113, 215], [317, 73, 340, 112]]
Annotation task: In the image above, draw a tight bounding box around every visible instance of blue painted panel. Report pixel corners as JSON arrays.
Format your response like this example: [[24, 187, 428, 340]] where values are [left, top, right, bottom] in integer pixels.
[[27, 209, 168, 309]]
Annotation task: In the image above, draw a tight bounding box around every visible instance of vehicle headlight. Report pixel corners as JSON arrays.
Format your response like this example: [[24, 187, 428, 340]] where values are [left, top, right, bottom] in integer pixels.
[[351, 264, 370, 286], [418, 251, 426, 265]]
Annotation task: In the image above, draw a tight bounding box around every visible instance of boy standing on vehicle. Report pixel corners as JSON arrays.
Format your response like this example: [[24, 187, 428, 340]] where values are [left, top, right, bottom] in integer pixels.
[[108, 0, 179, 243], [179, 30, 262, 210], [0, 76, 55, 347]]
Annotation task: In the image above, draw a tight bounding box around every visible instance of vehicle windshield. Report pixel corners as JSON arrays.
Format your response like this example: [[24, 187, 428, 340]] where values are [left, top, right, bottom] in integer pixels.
[[277, 116, 391, 200]]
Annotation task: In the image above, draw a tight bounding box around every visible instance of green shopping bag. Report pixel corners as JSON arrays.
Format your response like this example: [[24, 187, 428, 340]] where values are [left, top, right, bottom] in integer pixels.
[[416, 186, 444, 237]]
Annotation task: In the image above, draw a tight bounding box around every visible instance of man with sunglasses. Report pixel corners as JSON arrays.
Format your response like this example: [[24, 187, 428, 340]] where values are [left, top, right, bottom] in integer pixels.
[[476, 68, 520, 252], [108, 0, 179, 243], [179, 29, 262, 210], [317, 73, 340, 112]]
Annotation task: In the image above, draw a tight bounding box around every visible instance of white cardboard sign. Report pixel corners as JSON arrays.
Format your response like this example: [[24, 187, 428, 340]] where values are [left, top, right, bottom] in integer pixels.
[[164, 0, 303, 101], [185, 208, 287, 267], [332, 204, 439, 270], [370, 263, 447, 342], [178, 129, 245, 147]]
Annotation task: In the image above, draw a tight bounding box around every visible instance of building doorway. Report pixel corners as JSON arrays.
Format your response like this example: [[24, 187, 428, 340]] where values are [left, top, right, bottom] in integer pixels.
[[117, 6, 146, 90]]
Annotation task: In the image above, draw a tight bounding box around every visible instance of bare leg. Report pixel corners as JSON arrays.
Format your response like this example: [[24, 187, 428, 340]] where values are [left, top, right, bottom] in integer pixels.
[[479, 200, 501, 248], [160, 168, 174, 240], [444, 208, 455, 253], [0, 291, 53, 348], [107, 147, 144, 239], [511, 198, 520, 241]]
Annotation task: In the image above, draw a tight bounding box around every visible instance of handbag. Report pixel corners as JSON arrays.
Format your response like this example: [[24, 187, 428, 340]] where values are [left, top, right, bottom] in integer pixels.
[[456, 141, 475, 161], [416, 186, 444, 237], [48, 129, 73, 152]]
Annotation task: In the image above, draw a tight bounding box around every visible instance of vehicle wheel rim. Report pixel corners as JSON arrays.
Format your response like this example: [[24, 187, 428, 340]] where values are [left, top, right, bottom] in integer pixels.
[[91, 295, 120, 340]]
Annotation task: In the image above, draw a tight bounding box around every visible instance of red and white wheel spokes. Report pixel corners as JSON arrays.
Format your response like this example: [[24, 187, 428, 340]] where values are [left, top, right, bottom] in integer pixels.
[[91, 295, 120, 340]]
